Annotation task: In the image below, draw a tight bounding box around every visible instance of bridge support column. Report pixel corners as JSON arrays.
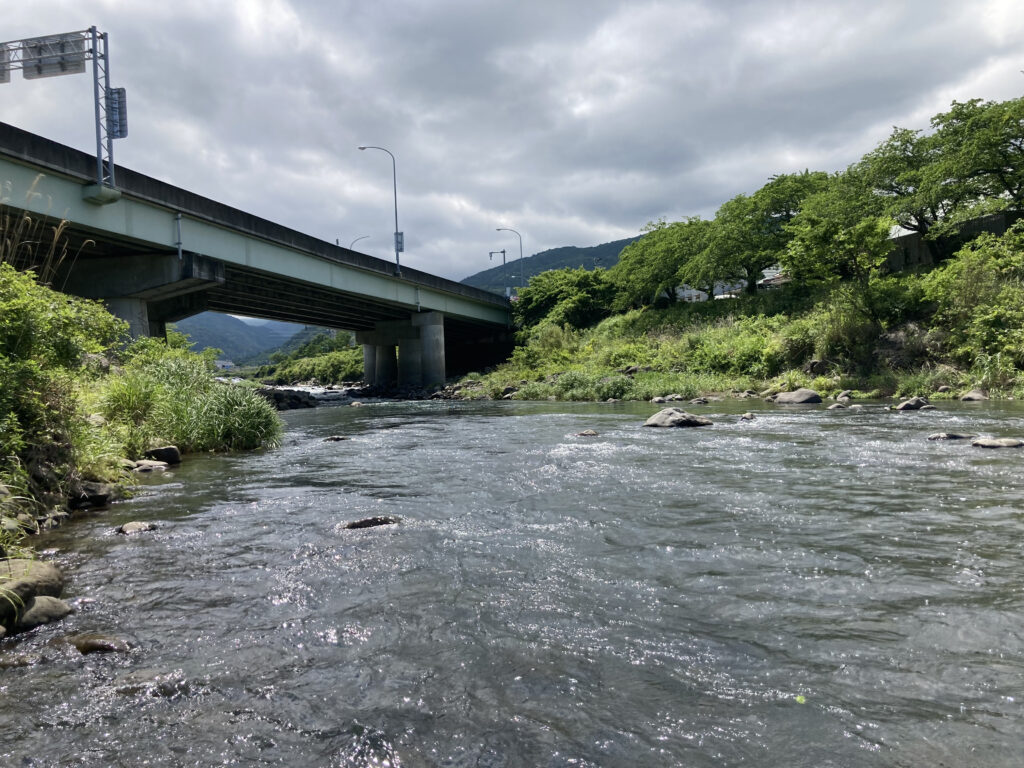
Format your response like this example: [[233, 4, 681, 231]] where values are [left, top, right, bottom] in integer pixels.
[[374, 345, 398, 386], [414, 312, 445, 389], [104, 298, 153, 339], [398, 337, 423, 386], [362, 345, 378, 386], [356, 312, 446, 389]]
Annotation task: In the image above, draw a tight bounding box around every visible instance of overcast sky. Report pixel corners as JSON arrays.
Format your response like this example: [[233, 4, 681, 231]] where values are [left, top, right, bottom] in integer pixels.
[[3, 1, 1023, 282]]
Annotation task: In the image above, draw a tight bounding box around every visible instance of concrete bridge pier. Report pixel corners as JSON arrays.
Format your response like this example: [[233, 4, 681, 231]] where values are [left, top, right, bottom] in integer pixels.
[[357, 312, 446, 389]]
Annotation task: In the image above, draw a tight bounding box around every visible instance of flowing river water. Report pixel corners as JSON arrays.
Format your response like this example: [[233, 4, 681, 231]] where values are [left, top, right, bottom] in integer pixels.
[[3, 398, 1024, 766]]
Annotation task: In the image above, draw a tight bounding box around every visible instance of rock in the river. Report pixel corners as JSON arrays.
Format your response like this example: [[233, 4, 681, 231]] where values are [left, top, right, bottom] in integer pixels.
[[117, 521, 157, 535], [576, 429, 599, 436], [144, 445, 181, 465], [739, 412, 755, 421], [69, 480, 115, 510], [255, 387, 318, 410], [643, 408, 713, 428], [772, 388, 822, 404], [651, 396, 667, 404], [13, 596, 72, 632], [64, 633, 132, 655], [324, 435, 350, 442], [827, 403, 847, 410], [960, 389, 989, 402], [895, 397, 929, 411], [133, 460, 168, 473], [345, 515, 400, 529], [0, 559, 65, 630], [971, 437, 1024, 449], [928, 432, 977, 441]]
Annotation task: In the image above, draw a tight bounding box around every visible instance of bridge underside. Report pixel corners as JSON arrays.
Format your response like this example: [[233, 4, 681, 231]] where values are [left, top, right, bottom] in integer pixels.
[[9, 210, 511, 388]]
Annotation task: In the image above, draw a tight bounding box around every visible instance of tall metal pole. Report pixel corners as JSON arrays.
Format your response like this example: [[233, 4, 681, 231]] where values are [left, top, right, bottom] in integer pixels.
[[90, 26, 102, 185], [489, 249, 507, 298], [359, 145, 401, 276], [497, 227, 524, 291]]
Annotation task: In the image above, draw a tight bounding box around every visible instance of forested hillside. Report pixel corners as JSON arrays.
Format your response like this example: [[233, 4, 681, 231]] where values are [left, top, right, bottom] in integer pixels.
[[460, 236, 640, 295]]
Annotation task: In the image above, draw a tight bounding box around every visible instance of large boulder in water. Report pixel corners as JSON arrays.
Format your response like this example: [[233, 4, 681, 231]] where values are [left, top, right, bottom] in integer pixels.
[[643, 408, 713, 428], [773, 388, 822, 404]]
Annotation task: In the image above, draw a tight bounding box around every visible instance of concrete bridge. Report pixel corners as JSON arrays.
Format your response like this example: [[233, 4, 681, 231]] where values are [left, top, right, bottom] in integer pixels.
[[0, 122, 512, 387]]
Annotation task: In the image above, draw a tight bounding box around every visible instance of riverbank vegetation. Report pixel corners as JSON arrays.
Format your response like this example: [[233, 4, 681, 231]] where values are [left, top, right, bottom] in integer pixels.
[[1, 206, 283, 555], [459, 96, 1024, 401], [253, 329, 363, 385]]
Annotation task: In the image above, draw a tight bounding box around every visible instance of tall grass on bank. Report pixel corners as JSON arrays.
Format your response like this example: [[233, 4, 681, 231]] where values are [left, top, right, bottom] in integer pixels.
[[2, 189, 285, 547]]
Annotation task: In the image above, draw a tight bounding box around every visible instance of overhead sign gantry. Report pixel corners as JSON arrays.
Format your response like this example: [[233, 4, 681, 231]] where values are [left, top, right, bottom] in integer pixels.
[[0, 27, 126, 203]]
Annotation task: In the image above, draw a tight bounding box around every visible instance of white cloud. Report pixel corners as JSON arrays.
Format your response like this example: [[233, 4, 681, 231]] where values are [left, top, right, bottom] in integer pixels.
[[2, 0, 1023, 284]]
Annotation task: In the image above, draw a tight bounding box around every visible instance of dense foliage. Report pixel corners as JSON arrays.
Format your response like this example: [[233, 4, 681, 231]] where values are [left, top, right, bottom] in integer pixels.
[[255, 330, 363, 384]]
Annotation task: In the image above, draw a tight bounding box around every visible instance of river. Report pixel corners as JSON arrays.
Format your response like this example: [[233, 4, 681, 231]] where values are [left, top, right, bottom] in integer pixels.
[[2, 398, 1024, 766]]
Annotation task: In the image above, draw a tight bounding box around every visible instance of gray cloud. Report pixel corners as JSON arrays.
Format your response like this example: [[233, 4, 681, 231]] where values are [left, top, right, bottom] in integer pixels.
[[3, 0, 1023, 280]]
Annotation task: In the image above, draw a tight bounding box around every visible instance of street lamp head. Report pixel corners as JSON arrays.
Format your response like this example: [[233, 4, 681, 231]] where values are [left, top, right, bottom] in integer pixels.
[[357, 146, 367, 150]]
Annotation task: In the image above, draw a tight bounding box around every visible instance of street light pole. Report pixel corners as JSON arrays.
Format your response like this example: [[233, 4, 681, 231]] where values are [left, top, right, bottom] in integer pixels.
[[489, 249, 508, 298], [358, 145, 402, 276], [349, 235, 369, 250], [496, 227, 524, 292]]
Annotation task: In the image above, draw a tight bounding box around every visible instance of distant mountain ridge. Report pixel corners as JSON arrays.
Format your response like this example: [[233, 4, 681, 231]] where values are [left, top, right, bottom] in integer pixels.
[[171, 313, 303, 364], [460, 236, 641, 295]]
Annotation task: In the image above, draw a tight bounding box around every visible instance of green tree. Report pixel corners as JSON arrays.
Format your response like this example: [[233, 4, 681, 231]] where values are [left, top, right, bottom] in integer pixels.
[[513, 267, 615, 329], [702, 171, 828, 295], [783, 168, 894, 322], [610, 218, 712, 308], [926, 97, 1024, 220]]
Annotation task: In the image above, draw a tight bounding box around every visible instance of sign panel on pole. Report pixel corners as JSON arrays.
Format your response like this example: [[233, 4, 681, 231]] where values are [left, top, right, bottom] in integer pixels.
[[107, 87, 127, 139], [22, 32, 87, 79], [395, 232, 405, 253], [0, 45, 10, 84]]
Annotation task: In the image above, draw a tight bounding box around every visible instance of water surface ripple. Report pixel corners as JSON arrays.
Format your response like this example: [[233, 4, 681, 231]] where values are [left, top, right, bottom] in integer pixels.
[[3, 399, 1024, 766]]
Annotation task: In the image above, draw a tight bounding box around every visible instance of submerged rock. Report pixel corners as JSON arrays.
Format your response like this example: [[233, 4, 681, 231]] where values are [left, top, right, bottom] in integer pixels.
[[324, 435, 350, 442], [643, 408, 713, 428], [14, 596, 72, 632], [345, 516, 400, 529], [133, 460, 168, 473], [117, 521, 157, 535], [827, 403, 847, 410], [971, 437, 1024, 449], [928, 432, 977, 441], [63, 633, 132, 655]]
